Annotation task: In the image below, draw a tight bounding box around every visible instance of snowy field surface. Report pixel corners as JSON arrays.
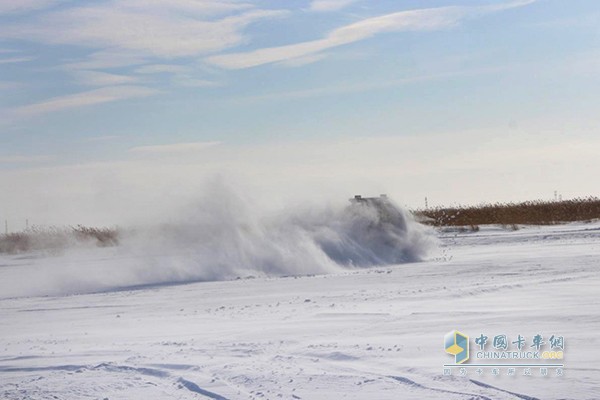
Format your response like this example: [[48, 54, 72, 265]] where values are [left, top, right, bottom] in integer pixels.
[[1, 221, 599, 399]]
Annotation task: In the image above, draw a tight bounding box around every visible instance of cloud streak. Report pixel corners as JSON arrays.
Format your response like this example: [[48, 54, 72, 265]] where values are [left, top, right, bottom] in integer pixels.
[[0, 56, 35, 64], [134, 64, 191, 74], [207, 1, 535, 69], [309, 0, 360, 12], [8, 86, 158, 118], [0, 0, 64, 15], [0, 3, 288, 58], [73, 70, 138, 86], [129, 141, 221, 154]]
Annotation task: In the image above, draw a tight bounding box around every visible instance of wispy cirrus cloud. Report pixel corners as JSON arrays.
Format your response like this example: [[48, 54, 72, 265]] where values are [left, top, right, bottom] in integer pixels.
[[113, 0, 253, 17], [208, 0, 536, 69], [129, 141, 221, 154], [1, 0, 289, 97], [73, 70, 138, 87], [309, 0, 361, 12], [62, 49, 148, 71], [8, 86, 158, 118], [172, 77, 221, 88], [0, 3, 288, 59], [0, 56, 35, 64], [134, 64, 191, 74], [132, 63, 220, 87], [0, 0, 65, 15]]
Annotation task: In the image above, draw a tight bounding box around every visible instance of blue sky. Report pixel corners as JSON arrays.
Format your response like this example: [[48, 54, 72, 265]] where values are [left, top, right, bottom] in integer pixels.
[[0, 0, 599, 226]]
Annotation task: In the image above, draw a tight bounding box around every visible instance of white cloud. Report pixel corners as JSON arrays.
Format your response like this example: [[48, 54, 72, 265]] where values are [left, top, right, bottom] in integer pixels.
[[129, 141, 221, 154], [133, 63, 220, 87], [309, 0, 360, 12], [117, 0, 253, 16], [9, 86, 158, 118], [135, 64, 191, 74], [73, 70, 138, 86], [62, 49, 148, 71], [207, 1, 535, 69], [172, 76, 220, 87], [0, 0, 64, 14], [1, 4, 288, 58], [0, 56, 35, 64]]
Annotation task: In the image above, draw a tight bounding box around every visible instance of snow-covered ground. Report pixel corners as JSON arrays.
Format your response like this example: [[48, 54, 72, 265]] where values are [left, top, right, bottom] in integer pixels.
[[1, 221, 599, 399]]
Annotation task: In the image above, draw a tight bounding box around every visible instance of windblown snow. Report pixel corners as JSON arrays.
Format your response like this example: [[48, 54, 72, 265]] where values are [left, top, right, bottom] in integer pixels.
[[0, 191, 434, 298], [0, 210, 599, 398]]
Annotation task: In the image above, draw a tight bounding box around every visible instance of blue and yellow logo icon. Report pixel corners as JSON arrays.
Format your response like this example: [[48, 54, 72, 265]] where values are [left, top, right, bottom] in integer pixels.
[[445, 330, 469, 364]]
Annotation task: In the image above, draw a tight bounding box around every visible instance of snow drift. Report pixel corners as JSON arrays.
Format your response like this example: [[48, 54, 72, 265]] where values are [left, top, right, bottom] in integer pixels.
[[0, 185, 436, 298]]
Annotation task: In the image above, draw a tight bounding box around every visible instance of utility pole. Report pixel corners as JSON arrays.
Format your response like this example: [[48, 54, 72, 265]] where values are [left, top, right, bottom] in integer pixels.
[[424, 197, 429, 209], [4, 219, 7, 235]]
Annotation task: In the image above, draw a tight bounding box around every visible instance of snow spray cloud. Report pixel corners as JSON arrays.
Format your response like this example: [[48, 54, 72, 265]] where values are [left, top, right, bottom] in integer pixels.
[[124, 182, 437, 282], [0, 182, 437, 298]]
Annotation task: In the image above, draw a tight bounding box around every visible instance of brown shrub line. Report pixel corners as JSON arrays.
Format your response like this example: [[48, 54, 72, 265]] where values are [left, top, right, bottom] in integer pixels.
[[413, 196, 600, 227], [0, 225, 119, 254]]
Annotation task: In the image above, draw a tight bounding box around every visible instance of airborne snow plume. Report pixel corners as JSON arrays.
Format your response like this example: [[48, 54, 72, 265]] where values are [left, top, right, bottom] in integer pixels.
[[0, 184, 436, 298]]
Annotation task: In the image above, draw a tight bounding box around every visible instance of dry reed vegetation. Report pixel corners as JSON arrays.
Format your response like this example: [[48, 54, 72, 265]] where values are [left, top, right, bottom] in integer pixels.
[[1, 197, 598, 253], [414, 197, 600, 227], [0, 225, 119, 254]]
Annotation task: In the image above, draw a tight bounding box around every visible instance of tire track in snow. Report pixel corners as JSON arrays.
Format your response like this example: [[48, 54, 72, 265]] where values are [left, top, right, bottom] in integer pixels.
[[2, 362, 231, 400], [469, 379, 540, 400], [388, 375, 493, 400], [178, 378, 229, 400]]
